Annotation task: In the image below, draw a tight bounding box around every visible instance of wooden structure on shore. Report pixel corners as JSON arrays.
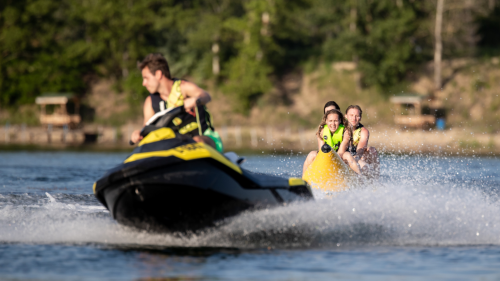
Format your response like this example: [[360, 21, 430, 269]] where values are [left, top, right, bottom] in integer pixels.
[[35, 93, 81, 127], [390, 95, 436, 129]]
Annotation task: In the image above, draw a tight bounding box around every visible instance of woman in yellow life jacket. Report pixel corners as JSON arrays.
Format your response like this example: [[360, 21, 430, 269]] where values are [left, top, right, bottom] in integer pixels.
[[302, 109, 361, 175], [345, 105, 380, 177], [302, 101, 340, 175]]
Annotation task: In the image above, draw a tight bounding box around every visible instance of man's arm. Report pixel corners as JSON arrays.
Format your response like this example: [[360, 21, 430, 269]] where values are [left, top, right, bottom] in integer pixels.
[[142, 96, 155, 125], [130, 96, 155, 144], [180, 81, 211, 112]]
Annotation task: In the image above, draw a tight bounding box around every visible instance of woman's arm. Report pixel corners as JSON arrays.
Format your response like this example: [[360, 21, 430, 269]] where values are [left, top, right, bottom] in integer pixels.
[[337, 130, 351, 157], [355, 127, 370, 158], [317, 128, 325, 151]]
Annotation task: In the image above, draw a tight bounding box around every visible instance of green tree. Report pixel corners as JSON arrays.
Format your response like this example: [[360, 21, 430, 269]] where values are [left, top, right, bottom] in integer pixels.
[[317, 0, 430, 92], [0, 0, 485, 114], [220, 0, 275, 113], [0, 0, 89, 105]]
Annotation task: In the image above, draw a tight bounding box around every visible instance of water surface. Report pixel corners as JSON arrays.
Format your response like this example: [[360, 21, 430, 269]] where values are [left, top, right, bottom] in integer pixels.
[[1, 151, 499, 280]]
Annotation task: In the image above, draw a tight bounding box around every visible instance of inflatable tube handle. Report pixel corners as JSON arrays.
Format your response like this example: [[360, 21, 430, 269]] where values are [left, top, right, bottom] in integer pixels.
[[321, 143, 332, 153]]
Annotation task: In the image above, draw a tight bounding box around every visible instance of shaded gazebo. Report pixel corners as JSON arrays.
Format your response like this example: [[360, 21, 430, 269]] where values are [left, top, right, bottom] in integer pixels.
[[35, 93, 81, 127], [390, 95, 436, 129]]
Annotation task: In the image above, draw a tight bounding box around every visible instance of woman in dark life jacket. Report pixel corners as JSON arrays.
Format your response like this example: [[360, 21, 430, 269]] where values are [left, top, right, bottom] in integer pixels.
[[302, 108, 361, 175], [345, 105, 380, 177]]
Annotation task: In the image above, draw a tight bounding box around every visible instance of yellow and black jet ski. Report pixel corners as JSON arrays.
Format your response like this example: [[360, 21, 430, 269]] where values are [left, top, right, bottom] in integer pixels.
[[93, 107, 313, 232]]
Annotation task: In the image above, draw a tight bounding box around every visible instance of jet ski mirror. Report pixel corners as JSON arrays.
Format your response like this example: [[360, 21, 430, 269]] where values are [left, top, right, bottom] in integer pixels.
[[129, 106, 185, 145]]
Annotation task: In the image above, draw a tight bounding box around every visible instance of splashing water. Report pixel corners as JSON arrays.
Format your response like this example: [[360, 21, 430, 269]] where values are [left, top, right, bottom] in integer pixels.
[[0, 152, 499, 250]]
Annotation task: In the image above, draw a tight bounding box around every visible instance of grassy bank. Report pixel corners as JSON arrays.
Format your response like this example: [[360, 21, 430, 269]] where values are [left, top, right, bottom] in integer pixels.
[[1, 58, 499, 150], [6, 58, 499, 129]]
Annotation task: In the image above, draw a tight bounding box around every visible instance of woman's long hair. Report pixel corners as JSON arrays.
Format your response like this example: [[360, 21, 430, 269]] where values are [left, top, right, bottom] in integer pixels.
[[316, 109, 351, 139], [344, 105, 363, 147]]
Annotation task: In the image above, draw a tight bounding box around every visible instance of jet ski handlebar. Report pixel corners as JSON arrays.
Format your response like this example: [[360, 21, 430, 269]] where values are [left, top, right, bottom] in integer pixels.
[[129, 106, 185, 145]]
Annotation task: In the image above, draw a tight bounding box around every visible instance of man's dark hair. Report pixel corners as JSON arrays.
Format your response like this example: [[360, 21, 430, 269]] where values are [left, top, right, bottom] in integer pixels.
[[138, 53, 171, 79], [323, 101, 340, 113]]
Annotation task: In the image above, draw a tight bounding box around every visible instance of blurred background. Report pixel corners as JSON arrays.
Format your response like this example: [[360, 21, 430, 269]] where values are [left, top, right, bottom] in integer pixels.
[[0, 0, 499, 152]]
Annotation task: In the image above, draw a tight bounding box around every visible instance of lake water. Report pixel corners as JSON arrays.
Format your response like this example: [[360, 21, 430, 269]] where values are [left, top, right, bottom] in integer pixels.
[[1, 151, 500, 280]]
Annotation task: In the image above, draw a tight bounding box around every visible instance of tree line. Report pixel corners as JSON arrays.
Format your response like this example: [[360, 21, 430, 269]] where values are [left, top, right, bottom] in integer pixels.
[[1, 0, 499, 113]]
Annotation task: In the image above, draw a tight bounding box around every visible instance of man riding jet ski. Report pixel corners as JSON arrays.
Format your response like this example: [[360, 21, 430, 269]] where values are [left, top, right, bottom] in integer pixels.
[[130, 53, 223, 152], [93, 106, 313, 232]]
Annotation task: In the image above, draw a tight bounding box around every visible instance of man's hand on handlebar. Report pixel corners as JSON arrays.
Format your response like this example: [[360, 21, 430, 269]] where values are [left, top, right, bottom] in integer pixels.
[[183, 97, 200, 113], [130, 129, 143, 145]]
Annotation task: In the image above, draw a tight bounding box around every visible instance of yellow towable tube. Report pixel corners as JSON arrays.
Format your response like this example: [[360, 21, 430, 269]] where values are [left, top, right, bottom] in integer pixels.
[[302, 150, 358, 192]]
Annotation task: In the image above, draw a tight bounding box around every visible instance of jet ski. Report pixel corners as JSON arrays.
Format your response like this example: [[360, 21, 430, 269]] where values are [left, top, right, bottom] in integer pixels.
[[93, 106, 313, 232]]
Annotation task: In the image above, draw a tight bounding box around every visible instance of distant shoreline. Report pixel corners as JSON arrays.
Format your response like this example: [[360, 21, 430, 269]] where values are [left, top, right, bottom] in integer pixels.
[[1, 124, 498, 156], [0, 141, 498, 158]]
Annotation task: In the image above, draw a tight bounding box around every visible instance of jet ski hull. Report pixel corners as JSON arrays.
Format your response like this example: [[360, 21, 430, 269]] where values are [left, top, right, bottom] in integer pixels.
[[94, 134, 313, 232]]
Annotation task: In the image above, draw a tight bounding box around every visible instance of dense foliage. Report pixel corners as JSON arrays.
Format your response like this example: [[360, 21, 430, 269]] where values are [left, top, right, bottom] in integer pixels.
[[1, 0, 498, 112]]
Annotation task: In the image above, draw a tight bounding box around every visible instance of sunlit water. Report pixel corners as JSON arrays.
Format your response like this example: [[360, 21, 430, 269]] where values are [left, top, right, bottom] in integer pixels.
[[1, 151, 500, 280]]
